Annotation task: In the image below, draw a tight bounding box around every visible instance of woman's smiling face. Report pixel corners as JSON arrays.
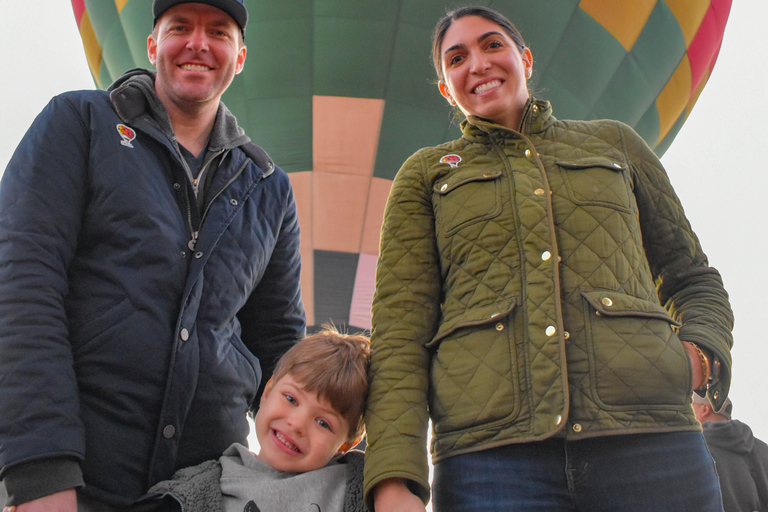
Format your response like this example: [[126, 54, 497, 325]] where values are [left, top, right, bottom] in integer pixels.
[[438, 15, 532, 130]]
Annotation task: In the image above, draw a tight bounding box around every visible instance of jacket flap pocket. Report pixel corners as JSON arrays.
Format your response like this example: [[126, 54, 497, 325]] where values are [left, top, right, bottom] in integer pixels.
[[556, 157, 627, 172], [433, 168, 503, 195], [580, 289, 681, 326], [426, 298, 517, 348]]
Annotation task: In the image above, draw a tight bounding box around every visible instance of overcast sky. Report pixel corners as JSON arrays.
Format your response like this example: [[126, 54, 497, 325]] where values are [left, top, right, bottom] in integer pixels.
[[1, 1, 766, 448]]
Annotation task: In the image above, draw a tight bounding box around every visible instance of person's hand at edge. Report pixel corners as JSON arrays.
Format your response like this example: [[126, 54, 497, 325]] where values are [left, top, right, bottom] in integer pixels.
[[682, 341, 710, 391], [6, 489, 76, 512], [373, 478, 426, 512]]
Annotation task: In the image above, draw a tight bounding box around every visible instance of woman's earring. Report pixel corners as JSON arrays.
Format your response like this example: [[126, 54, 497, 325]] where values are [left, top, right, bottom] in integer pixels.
[[526, 69, 532, 79]]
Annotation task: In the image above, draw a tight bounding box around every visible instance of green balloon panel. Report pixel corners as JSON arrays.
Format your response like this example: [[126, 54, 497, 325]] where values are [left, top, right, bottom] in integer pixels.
[[70, 0, 731, 329]]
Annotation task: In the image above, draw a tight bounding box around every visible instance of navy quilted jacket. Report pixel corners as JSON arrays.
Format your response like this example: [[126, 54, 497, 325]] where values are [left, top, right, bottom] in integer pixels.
[[0, 70, 305, 505]]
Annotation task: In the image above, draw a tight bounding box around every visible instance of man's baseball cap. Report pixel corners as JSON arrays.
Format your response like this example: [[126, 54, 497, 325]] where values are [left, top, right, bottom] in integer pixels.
[[692, 393, 733, 419], [152, 0, 248, 31]]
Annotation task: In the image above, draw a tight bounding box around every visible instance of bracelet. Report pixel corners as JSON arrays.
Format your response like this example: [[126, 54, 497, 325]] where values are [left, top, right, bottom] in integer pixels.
[[690, 343, 711, 390]]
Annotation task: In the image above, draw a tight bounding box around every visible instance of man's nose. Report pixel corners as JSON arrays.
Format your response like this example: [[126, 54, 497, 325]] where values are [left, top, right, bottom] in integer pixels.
[[186, 27, 209, 52]]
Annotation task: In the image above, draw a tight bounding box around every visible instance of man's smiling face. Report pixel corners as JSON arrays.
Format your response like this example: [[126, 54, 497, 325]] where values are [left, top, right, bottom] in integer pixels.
[[148, 2, 246, 115]]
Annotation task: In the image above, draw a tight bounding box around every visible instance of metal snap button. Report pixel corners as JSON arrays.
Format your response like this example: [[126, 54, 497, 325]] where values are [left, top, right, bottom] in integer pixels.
[[163, 425, 176, 439]]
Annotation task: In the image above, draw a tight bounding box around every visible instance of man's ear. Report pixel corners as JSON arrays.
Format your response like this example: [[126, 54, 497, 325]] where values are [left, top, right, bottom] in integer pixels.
[[438, 81, 455, 105], [235, 46, 247, 75], [147, 34, 158, 66], [259, 377, 274, 406]]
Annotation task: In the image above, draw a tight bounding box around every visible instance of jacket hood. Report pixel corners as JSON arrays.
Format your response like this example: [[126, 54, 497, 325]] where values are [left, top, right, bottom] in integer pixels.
[[107, 68, 251, 152], [703, 419, 756, 455]]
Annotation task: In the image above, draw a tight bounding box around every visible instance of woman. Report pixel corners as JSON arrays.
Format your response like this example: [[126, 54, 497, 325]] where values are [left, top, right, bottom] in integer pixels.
[[363, 6, 733, 512]]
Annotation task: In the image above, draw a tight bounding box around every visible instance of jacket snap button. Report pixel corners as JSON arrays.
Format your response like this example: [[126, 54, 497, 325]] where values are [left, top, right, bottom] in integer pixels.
[[163, 425, 176, 439], [440, 184, 448, 192], [173, 183, 181, 190], [195, 251, 203, 259], [541, 251, 552, 261], [601, 297, 613, 307], [525, 149, 532, 159], [532, 105, 539, 112], [534, 188, 545, 196], [495, 323, 504, 331], [563, 331, 570, 340], [180, 328, 189, 341], [555, 414, 563, 426], [573, 423, 582, 433], [545, 325, 556, 337], [230, 198, 238, 206]]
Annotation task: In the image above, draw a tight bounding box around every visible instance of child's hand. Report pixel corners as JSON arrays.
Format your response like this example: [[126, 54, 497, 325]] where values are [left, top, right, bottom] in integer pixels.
[[373, 478, 426, 512]]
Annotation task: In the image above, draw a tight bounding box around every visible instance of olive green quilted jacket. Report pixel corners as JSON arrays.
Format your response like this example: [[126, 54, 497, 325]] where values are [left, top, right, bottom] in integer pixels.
[[363, 98, 733, 505]]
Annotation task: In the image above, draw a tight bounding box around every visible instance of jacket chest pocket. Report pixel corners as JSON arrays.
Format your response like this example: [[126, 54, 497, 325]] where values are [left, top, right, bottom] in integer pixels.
[[556, 158, 633, 213], [433, 168, 503, 236]]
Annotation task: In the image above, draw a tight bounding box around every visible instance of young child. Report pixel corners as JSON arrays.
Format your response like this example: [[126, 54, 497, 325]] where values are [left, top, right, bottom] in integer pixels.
[[146, 326, 370, 512]]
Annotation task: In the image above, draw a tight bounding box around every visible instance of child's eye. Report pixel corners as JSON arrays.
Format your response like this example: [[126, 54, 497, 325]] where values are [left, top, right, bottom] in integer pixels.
[[316, 418, 332, 431], [283, 393, 297, 405]]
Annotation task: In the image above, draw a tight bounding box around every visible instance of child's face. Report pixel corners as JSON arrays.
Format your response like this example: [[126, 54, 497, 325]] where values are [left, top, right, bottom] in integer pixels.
[[254, 374, 353, 473]]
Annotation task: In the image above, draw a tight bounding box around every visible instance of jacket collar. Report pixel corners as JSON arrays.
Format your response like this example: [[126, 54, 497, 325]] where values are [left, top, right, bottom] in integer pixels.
[[107, 68, 251, 153], [460, 96, 555, 142]]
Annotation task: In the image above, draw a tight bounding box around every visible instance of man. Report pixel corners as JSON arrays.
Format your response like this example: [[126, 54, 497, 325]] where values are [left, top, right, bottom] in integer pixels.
[[0, 0, 305, 510], [693, 395, 768, 512]]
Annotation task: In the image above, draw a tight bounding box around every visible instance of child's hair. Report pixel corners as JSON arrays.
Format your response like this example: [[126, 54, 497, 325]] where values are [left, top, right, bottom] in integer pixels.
[[271, 324, 371, 442]]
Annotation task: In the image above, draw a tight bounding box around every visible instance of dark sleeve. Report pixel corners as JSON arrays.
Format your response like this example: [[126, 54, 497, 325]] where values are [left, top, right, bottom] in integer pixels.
[[624, 123, 733, 409], [3, 458, 83, 506], [237, 170, 305, 409], [0, 96, 90, 488]]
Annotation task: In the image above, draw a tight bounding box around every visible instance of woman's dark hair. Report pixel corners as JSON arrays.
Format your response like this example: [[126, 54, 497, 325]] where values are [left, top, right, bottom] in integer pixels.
[[432, 5, 526, 81]]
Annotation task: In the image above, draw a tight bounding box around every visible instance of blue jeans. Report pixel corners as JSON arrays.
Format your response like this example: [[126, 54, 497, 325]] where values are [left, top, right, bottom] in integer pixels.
[[432, 431, 723, 512]]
